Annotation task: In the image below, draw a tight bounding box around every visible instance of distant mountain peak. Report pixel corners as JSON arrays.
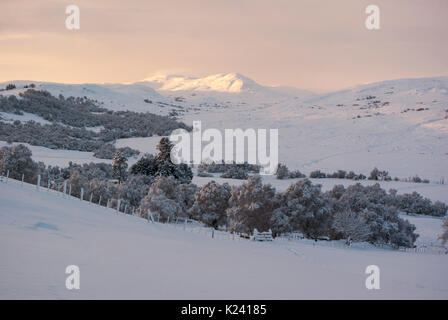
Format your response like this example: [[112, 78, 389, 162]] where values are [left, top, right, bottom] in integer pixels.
[[141, 72, 261, 93]]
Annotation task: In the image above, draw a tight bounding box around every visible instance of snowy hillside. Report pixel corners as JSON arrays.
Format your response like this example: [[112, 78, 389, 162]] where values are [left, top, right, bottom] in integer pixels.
[[1, 75, 447, 181], [1, 179, 447, 299]]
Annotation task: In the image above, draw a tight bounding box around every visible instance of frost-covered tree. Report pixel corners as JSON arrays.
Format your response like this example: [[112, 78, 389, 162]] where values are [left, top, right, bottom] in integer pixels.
[[137, 176, 196, 221], [116, 174, 154, 209], [277, 179, 332, 239], [332, 210, 371, 244], [226, 176, 276, 234], [190, 181, 231, 229], [138, 176, 183, 221], [0, 144, 38, 182], [112, 151, 128, 183]]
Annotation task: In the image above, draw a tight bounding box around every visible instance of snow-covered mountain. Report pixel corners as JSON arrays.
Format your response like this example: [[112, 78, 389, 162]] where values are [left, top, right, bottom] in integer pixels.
[[137, 72, 315, 105]]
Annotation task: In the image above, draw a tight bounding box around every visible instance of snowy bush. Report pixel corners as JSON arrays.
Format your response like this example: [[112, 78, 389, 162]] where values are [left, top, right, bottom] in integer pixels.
[[190, 181, 231, 229]]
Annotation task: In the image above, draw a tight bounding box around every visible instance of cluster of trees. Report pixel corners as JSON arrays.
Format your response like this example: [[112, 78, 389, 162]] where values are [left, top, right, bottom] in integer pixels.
[[93, 144, 139, 160], [197, 161, 260, 179], [136, 176, 423, 248], [275, 163, 306, 180], [2, 143, 446, 249], [310, 169, 367, 180], [130, 138, 193, 184], [0, 90, 191, 153]]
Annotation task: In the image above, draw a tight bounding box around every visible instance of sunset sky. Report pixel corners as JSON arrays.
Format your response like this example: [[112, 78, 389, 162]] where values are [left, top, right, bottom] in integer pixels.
[[1, 0, 447, 92]]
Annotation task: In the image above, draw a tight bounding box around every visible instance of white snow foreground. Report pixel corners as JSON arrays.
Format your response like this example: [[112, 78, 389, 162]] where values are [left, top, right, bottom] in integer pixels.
[[0, 180, 447, 299]]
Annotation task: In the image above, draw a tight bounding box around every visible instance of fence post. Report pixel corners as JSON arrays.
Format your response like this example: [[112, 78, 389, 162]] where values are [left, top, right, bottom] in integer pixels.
[[107, 199, 110, 208], [212, 228, 214, 239], [80, 188, 84, 201], [47, 179, 50, 192], [89, 193, 93, 204], [69, 184, 72, 197], [6, 170, 10, 183], [117, 200, 121, 213], [63, 181, 67, 197], [98, 195, 102, 206], [147, 209, 155, 223], [21, 174, 24, 187], [183, 218, 187, 231], [124, 204, 128, 214], [36, 174, 41, 191]]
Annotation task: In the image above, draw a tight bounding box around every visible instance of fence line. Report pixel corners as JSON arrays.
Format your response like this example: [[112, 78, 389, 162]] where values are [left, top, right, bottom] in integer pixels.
[[0, 169, 252, 243]]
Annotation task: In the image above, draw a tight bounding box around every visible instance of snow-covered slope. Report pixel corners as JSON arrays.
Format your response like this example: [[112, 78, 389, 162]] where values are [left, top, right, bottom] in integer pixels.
[[1, 179, 447, 299], [0, 81, 174, 114], [1, 75, 447, 181]]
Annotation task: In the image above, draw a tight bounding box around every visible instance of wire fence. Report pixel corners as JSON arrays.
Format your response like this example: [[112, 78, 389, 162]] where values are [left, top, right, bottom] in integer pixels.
[[0, 169, 252, 242]]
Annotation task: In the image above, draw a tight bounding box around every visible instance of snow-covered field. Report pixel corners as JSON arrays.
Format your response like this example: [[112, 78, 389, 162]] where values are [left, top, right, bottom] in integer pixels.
[[0, 178, 447, 299]]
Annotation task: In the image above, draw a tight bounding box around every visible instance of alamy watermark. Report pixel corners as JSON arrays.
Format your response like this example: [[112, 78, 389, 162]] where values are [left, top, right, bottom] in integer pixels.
[[65, 5, 80, 30], [169, 121, 279, 175]]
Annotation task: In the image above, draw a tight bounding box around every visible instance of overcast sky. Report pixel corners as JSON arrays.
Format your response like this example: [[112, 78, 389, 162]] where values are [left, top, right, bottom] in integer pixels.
[[1, 0, 447, 92]]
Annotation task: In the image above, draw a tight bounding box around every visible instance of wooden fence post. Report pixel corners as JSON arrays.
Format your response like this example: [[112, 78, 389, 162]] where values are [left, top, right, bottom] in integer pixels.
[[80, 188, 84, 201], [6, 170, 9, 183], [89, 193, 93, 204], [21, 174, 24, 187], [117, 200, 121, 213], [36, 174, 41, 191], [63, 181, 67, 197], [98, 195, 102, 206]]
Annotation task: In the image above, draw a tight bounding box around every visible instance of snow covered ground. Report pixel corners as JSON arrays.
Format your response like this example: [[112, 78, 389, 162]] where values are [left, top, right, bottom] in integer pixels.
[[0, 178, 447, 299]]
